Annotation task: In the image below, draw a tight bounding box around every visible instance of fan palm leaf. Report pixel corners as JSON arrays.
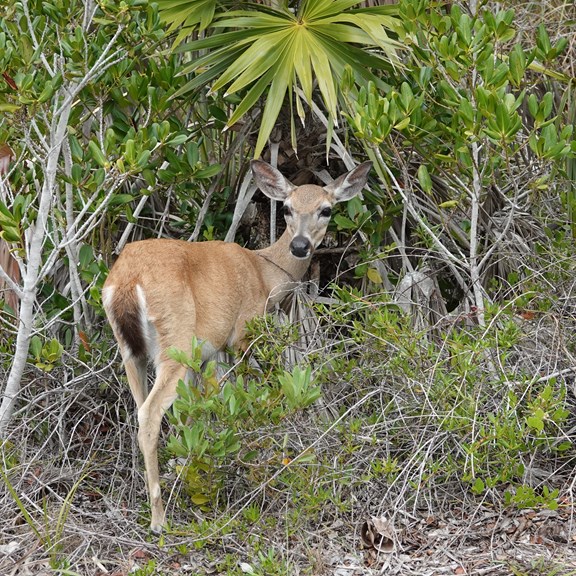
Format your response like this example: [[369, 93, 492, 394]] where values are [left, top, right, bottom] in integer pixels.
[[158, 0, 402, 156]]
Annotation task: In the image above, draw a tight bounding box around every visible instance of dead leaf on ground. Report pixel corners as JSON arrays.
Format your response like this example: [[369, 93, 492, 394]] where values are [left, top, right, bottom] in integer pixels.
[[360, 516, 395, 553], [131, 548, 150, 560]]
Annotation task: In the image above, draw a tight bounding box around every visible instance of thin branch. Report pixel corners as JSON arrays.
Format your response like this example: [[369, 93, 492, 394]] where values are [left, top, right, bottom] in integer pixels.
[[21, 0, 55, 77], [224, 172, 258, 243], [54, 27, 126, 117], [0, 264, 23, 298], [194, 117, 255, 243], [39, 172, 129, 279], [373, 147, 469, 292]]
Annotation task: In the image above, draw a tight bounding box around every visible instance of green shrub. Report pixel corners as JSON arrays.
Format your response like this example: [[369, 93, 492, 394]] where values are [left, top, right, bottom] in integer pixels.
[[166, 336, 322, 507]]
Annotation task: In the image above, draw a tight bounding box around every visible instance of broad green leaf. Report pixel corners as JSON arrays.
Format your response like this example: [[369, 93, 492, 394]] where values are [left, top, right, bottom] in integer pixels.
[[333, 214, 356, 230], [167, 134, 188, 146], [196, 164, 221, 178], [0, 102, 21, 113], [367, 268, 383, 284], [542, 92, 553, 119], [439, 200, 459, 209], [472, 478, 485, 495], [108, 194, 135, 206], [508, 43, 526, 86], [0, 226, 20, 243], [88, 141, 107, 167], [394, 117, 410, 130], [30, 336, 42, 361], [536, 23, 551, 55], [526, 414, 544, 432], [417, 164, 433, 194], [79, 245, 93, 268]]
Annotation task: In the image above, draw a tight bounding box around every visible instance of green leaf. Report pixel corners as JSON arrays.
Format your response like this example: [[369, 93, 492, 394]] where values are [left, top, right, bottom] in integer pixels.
[[308, 35, 337, 116], [0, 102, 21, 113], [541, 92, 553, 119], [186, 142, 199, 167], [108, 194, 135, 206], [536, 23, 551, 56], [195, 164, 221, 178], [0, 226, 20, 243], [457, 13, 472, 47], [0, 202, 17, 227], [215, 30, 290, 95], [136, 150, 151, 169], [30, 335, 42, 361], [459, 98, 474, 126], [254, 49, 293, 157], [293, 30, 313, 103], [333, 214, 356, 230], [124, 139, 135, 163], [472, 478, 485, 495], [508, 43, 526, 87], [36, 80, 54, 103], [227, 67, 277, 129], [79, 245, 93, 268], [158, 0, 217, 37], [394, 116, 410, 130], [439, 200, 458, 209], [71, 163, 83, 182], [417, 164, 433, 194], [526, 411, 545, 432], [88, 141, 107, 167], [167, 134, 188, 146], [367, 268, 382, 284]]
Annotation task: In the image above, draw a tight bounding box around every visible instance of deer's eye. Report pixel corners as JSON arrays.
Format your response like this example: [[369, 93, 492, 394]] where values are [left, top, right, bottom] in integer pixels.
[[319, 207, 332, 218], [282, 204, 292, 217]]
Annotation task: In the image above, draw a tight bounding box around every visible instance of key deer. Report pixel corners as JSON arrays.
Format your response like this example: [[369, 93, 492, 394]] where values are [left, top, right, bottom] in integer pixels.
[[102, 159, 372, 533]]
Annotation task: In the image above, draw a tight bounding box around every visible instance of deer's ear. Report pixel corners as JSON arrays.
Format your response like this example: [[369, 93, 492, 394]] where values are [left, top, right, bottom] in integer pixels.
[[251, 160, 295, 202], [324, 161, 372, 203]]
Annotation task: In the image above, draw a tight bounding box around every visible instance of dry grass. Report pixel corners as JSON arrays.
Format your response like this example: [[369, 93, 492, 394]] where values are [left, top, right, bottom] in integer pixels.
[[2, 1, 576, 575], [2, 264, 576, 575]]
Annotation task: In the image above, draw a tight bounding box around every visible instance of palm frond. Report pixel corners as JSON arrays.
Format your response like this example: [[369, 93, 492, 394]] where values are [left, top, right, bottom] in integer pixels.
[[160, 0, 402, 156]]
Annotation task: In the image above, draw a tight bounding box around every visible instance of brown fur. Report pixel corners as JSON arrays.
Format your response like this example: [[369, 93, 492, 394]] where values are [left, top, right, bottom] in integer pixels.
[[108, 278, 146, 358]]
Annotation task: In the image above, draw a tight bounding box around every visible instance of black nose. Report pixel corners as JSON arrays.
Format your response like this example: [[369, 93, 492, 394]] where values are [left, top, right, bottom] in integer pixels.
[[290, 236, 312, 259]]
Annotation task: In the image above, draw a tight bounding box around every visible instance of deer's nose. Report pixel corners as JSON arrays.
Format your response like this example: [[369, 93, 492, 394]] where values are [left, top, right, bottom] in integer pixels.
[[290, 236, 312, 259]]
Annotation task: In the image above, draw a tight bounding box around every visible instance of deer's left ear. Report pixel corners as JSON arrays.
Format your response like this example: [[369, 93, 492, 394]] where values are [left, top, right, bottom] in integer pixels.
[[251, 160, 296, 202], [324, 161, 372, 203]]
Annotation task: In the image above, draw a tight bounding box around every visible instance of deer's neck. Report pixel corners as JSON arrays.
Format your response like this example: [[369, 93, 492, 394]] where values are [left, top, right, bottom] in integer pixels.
[[255, 228, 311, 305]]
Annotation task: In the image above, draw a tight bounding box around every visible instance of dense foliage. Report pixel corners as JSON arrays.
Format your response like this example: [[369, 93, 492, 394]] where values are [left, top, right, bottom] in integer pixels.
[[0, 0, 575, 573]]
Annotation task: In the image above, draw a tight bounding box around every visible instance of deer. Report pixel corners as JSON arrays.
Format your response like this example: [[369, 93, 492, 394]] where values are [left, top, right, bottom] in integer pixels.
[[102, 159, 372, 533]]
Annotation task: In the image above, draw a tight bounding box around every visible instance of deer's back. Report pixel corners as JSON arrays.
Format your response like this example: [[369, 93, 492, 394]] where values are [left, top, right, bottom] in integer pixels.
[[103, 238, 269, 355]]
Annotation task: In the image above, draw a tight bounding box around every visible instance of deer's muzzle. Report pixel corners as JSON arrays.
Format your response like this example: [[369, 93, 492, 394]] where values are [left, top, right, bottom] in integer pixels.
[[290, 236, 312, 259]]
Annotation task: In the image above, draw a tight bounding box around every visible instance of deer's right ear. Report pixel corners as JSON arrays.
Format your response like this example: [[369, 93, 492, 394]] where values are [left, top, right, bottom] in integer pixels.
[[251, 160, 295, 202]]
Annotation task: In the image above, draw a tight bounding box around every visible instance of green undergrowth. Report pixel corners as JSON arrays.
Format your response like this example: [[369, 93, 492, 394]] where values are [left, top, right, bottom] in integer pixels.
[[165, 282, 575, 538]]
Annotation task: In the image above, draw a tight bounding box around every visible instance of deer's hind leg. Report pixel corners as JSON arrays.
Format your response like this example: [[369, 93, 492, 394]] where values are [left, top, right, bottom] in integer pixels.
[[137, 356, 186, 534]]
